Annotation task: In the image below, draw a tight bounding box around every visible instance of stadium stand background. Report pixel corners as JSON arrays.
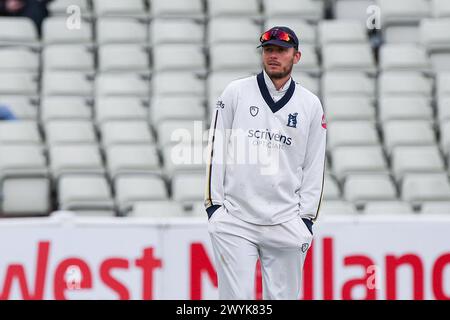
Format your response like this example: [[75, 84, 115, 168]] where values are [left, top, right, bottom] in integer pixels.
[[0, 0, 450, 219]]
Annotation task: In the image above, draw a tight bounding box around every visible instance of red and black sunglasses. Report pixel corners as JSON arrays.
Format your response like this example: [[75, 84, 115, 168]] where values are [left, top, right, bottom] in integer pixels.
[[260, 29, 293, 44]]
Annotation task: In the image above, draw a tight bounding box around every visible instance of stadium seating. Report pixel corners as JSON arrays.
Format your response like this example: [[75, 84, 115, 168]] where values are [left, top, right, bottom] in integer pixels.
[[43, 45, 95, 71], [0, 17, 38, 45], [96, 18, 148, 44], [115, 175, 168, 213], [317, 200, 358, 215], [378, 96, 433, 122], [105, 144, 161, 179], [1, 0, 450, 218], [41, 96, 92, 121], [129, 201, 185, 217], [150, 19, 204, 45], [0, 96, 37, 120], [344, 174, 398, 204], [49, 144, 104, 179], [364, 201, 415, 215]]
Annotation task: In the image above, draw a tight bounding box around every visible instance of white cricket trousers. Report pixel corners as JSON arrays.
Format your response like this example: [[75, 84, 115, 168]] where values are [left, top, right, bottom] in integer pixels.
[[208, 205, 313, 300]]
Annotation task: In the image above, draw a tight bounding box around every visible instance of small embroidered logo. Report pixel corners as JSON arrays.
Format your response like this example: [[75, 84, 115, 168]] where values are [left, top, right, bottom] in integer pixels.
[[287, 112, 298, 128], [249, 106, 259, 117]]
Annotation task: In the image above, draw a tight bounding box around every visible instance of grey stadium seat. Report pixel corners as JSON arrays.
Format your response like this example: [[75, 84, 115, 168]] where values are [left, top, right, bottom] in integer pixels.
[[437, 72, 450, 97], [0, 121, 41, 145], [0, 48, 39, 72], [332, 145, 389, 181], [323, 97, 375, 123], [420, 18, 450, 52], [333, 0, 375, 22], [323, 174, 341, 200], [115, 175, 168, 213], [152, 44, 205, 72], [441, 121, 450, 157], [42, 44, 94, 72], [49, 144, 105, 179], [327, 121, 379, 150], [96, 18, 148, 44], [150, 96, 205, 125], [95, 97, 147, 124], [317, 200, 358, 216], [438, 97, 450, 123], [105, 144, 161, 179], [100, 121, 154, 146], [322, 43, 376, 74], [98, 44, 150, 73], [172, 172, 205, 204], [48, 0, 90, 15], [322, 72, 375, 99], [378, 72, 433, 98], [294, 45, 320, 74], [318, 20, 368, 45], [128, 201, 185, 218], [343, 174, 398, 204], [58, 174, 115, 211], [152, 72, 205, 97], [383, 120, 436, 154], [363, 201, 415, 215], [96, 73, 150, 97], [421, 201, 450, 214], [431, 0, 450, 18], [0, 72, 38, 96], [150, 0, 204, 18], [41, 96, 92, 122], [1, 178, 51, 216], [42, 71, 94, 97], [391, 145, 445, 182], [0, 96, 37, 120], [45, 120, 97, 145], [378, 96, 433, 122], [208, 18, 261, 44], [0, 17, 38, 45], [150, 19, 204, 45], [157, 119, 206, 147], [42, 17, 92, 44], [92, 0, 146, 17], [379, 44, 431, 72], [377, 0, 430, 43], [263, 0, 324, 22], [208, 0, 260, 17], [0, 145, 47, 177], [402, 173, 450, 203], [162, 143, 206, 176], [210, 44, 260, 72]]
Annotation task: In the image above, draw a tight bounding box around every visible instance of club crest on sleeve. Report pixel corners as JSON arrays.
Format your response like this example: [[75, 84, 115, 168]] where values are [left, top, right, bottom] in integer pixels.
[[216, 100, 225, 109], [301, 243, 309, 253], [287, 112, 298, 128], [321, 114, 327, 129], [249, 105, 259, 117]]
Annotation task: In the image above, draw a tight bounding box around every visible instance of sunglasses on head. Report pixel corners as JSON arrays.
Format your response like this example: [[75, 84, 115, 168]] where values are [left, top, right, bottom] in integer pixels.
[[260, 29, 292, 43]]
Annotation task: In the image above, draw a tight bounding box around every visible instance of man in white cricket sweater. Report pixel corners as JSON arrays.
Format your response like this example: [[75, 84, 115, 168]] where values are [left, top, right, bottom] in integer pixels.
[[204, 26, 327, 300]]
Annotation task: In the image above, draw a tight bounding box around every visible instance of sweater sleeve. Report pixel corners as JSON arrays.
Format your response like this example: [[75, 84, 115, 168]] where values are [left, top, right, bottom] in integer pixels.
[[299, 97, 327, 222], [204, 83, 236, 217]]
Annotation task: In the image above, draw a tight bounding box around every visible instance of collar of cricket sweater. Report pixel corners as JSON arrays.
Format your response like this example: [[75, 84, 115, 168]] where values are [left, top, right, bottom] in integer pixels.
[[263, 69, 293, 102], [257, 70, 296, 113]]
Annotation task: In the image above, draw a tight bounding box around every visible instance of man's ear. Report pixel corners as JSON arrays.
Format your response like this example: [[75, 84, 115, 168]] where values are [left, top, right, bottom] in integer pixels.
[[294, 50, 301, 64]]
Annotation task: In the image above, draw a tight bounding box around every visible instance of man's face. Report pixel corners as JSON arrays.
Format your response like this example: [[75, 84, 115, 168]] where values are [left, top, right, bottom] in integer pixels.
[[262, 45, 301, 79]]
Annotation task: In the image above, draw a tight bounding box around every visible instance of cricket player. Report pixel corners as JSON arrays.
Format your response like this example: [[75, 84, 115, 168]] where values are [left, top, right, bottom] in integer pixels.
[[204, 26, 327, 300]]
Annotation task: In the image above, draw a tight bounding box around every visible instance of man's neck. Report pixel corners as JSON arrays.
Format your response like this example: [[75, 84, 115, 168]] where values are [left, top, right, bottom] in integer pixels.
[[268, 73, 291, 91]]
